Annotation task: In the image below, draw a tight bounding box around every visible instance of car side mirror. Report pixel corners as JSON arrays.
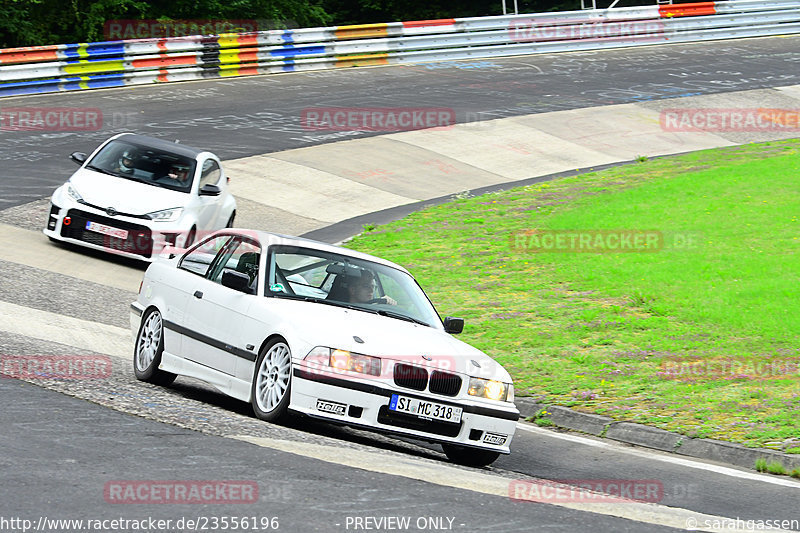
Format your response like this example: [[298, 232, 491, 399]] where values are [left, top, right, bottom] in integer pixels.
[[199, 184, 221, 196], [443, 316, 464, 334], [70, 152, 87, 165], [221, 270, 253, 294]]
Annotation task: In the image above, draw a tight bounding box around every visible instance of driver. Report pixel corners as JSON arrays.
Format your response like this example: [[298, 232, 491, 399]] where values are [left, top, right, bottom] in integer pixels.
[[115, 149, 137, 174], [167, 165, 192, 187], [346, 270, 396, 305]]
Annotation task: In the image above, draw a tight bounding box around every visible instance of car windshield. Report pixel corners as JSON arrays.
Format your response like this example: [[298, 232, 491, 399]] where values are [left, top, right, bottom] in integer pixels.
[[86, 139, 196, 193], [267, 245, 443, 329]]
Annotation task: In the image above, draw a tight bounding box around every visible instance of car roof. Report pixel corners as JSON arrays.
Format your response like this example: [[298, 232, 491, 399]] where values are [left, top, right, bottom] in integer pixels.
[[223, 229, 411, 275], [114, 133, 208, 159]]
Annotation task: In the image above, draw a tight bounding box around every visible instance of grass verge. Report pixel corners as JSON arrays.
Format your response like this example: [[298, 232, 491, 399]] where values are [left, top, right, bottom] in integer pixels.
[[346, 139, 800, 448]]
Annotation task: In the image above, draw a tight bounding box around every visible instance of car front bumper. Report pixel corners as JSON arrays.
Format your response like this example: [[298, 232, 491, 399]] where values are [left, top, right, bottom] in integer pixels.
[[44, 200, 190, 262], [291, 366, 519, 454]]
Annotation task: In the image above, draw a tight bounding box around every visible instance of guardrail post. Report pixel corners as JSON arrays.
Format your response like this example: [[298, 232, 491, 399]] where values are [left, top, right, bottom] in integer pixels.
[[502, 0, 519, 15]]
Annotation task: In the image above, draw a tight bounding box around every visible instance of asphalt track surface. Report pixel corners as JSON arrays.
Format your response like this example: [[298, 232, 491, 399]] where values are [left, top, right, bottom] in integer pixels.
[[2, 35, 800, 532], [2, 35, 800, 208]]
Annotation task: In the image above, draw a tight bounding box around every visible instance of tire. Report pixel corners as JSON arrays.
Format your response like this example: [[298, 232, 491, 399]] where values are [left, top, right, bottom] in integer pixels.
[[225, 211, 235, 228], [442, 443, 501, 467], [185, 227, 196, 248], [251, 339, 292, 422], [133, 308, 177, 386]]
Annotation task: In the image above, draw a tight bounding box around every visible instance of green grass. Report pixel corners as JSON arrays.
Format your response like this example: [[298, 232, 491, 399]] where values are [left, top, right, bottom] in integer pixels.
[[756, 458, 788, 475], [346, 139, 800, 448]]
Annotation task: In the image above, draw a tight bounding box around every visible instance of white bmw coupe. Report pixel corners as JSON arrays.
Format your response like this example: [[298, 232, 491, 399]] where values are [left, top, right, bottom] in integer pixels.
[[44, 133, 236, 261], [131, 230, 519, 466]]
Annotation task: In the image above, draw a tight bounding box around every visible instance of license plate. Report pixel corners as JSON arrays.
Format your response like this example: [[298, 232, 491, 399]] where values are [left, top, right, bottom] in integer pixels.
[[389, 394, 462, 423], [85, 221, 128, 240]]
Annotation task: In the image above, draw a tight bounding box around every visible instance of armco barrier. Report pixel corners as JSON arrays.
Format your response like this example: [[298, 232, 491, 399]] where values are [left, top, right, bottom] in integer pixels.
[[1, 0, 799, 97]]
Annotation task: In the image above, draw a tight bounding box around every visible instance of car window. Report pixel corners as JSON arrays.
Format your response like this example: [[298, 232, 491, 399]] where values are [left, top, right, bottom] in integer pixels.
[[208, 238, 261, 294], [199, 159, 222, 189], [178, 235, 232, 277], [267, 245, 443, 328], [87, 138, 196, 193]]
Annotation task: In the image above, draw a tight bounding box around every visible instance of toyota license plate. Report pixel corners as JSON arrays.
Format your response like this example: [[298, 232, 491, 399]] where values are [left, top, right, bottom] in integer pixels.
[[85, 221, 128, 240], [389, 394, 462, 423]]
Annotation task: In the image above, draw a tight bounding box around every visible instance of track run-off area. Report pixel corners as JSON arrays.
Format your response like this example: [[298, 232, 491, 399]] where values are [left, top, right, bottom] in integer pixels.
[[1, 35, 800, 533]]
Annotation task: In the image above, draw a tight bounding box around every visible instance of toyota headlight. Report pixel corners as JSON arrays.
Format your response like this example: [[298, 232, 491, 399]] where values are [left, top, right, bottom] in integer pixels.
[[66, 182, 83, 202], [468, 377, 511, 402], [304, 347, 381, 376], [147, 207, 183, 222]]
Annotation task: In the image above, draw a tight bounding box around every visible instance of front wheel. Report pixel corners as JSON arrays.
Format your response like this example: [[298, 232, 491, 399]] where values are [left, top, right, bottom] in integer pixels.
[[442, 443, 501, 467], [133, 308, 177, 386], [251, 339, 292, 422]]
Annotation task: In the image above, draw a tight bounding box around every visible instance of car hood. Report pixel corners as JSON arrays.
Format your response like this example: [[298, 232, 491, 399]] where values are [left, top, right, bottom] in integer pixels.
[[274, 299, 511, 382], [70, 167, 187, 215]]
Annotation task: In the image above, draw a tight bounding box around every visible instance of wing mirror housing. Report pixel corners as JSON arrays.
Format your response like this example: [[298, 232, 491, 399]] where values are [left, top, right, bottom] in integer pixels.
[[199, 184, 221, 196], [70, 152, 87, 165], [443, 316, 464, 334], [221, 270, 253, 294]]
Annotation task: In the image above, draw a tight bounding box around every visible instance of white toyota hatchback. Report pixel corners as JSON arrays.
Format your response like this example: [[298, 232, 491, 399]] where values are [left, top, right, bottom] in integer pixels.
[[131, 230, 519, 466], [44, 133, 236, 261]]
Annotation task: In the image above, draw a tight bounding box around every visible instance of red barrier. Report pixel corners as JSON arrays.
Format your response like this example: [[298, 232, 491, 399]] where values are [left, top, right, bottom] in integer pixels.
[[403, 18, 457, 29], [0, 46, 59, 65], [660, 2, 717, 18]]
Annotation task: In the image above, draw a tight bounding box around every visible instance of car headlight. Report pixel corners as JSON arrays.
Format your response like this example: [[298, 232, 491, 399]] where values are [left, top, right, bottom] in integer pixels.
[[66, 182, 83, 202], [147, 207, 183, 222], [468, 377, 511, 402], [304, 347, 381, 376]]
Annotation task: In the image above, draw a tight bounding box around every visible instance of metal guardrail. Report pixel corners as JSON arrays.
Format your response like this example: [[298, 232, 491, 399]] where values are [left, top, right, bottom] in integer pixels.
[[0, 0, 798, 97]]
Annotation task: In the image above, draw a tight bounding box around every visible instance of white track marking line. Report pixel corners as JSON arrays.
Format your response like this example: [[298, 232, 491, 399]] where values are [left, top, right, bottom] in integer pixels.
[[0, 300, 130, 359], [516, 423, 800, 489], [233, 435, 792, 533]]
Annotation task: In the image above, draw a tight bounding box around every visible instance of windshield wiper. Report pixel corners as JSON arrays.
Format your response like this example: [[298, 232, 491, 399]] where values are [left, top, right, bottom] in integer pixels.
[[376, 309, 429, 326], [85, 164, 119, 177], [271, 292, 375, 313], [86, 164, 143, 183]]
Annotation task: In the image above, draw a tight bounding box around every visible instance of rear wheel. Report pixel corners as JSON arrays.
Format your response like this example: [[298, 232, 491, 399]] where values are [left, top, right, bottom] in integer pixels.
[[251, 339, 292, 422], [442, 443, 500, 467], [133, 308, 177, 386]]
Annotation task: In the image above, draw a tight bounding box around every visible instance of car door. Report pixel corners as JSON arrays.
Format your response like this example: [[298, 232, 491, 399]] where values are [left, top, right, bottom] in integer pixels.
[[193, 158, 224, 231], [170, 234, 237, 358], [181, 236, 262, 377]]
